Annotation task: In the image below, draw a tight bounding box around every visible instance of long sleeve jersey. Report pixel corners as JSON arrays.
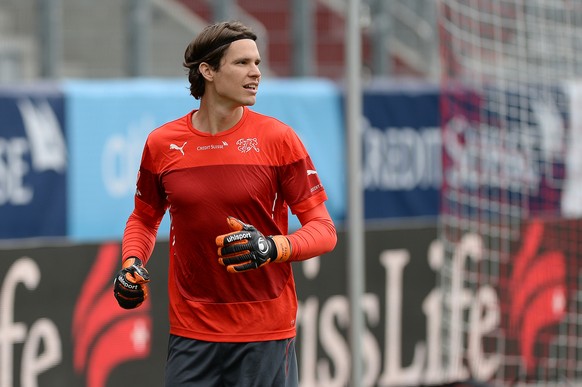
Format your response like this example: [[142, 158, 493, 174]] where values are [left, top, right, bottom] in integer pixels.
[[122, 107, 334, 342]]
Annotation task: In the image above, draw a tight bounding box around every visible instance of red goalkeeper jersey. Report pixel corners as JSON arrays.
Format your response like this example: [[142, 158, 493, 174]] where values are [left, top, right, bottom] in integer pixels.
[[127, 107, 328, 342]]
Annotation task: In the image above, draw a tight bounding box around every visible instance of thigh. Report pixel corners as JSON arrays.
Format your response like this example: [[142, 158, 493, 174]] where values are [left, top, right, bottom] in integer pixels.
[[164, 335, 222, 387], [223, 338, 298, 387]]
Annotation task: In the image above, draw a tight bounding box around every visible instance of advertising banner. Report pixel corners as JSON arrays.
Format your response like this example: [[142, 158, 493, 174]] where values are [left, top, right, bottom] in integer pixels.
[[468, 217, 582, 385], [0, 241, 170, 387], [5, 219, 579, 386], [440, 83, 571, 219], [362, 81, 442, 220], [0, 85, 66, 238], [64, 79, 194, 241], [0, 224, 452, 387]]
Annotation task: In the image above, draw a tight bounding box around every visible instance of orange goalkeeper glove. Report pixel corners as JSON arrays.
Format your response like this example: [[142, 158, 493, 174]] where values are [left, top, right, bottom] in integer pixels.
[[113, 257, 150, 309], [216, 216, 291, 273]]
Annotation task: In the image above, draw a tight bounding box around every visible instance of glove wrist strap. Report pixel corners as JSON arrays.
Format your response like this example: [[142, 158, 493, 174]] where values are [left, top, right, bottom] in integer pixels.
[[122, 256, 144, 269], [269, 235, 291, 263]]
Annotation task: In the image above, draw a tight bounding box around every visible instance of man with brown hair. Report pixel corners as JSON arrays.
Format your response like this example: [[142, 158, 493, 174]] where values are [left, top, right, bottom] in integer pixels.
[[113, 21, 336, 386]]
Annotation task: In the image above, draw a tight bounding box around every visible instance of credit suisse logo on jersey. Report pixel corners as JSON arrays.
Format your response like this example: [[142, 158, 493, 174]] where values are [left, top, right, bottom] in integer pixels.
[[196, 140, 229, 151]]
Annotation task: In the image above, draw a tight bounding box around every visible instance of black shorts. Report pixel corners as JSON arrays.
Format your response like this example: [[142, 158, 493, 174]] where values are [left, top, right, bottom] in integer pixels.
[[164, 334, 298, 387]]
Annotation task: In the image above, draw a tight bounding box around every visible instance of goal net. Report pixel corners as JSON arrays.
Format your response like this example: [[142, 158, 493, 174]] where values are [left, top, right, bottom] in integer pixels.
[[438, 1, 582, 385]]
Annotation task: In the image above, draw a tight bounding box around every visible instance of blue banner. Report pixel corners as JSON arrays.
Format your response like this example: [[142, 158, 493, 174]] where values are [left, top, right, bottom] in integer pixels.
[[362, 81, 441, 219], [65, 79, 193, 241], [0, 84, 66, 238]]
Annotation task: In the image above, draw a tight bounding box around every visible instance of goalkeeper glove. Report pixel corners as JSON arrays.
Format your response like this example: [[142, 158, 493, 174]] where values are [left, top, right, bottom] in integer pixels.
[[216, 216, 291, 273], [113, 257, 150, 309]]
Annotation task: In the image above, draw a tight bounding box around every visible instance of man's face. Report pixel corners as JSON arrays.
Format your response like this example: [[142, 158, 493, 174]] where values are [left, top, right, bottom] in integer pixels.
[[211, 39, 262, 107]]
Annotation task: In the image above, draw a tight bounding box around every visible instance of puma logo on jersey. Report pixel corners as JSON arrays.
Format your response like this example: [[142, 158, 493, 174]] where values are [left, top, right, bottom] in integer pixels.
[[307, 169, 318, 176], [170, 142, 187, 155]]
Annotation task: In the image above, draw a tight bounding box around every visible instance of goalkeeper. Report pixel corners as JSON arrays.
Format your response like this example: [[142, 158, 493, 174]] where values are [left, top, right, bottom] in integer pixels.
[[113, 20, 336, 387]]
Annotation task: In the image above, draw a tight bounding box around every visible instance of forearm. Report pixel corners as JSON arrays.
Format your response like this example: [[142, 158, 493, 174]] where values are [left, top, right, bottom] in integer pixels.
[[122, 210, 161, 265], [286, 203, 337, 261]]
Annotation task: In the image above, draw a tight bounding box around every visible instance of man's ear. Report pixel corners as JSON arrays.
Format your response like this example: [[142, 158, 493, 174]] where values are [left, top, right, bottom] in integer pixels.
[[198, 62, 214, 81]]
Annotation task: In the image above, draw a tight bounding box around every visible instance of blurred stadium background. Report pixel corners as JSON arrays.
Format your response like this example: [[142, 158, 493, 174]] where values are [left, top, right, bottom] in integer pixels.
[[0, 0, 439, 81], [2, 0, 582, 386]]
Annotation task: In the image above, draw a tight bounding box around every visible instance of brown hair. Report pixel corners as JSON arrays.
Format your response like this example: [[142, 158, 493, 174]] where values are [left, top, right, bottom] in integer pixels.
[[183, 21, 257, 99]]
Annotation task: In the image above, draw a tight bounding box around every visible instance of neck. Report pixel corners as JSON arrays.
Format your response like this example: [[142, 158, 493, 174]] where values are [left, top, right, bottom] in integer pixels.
[[192, 102, 244, 135]]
